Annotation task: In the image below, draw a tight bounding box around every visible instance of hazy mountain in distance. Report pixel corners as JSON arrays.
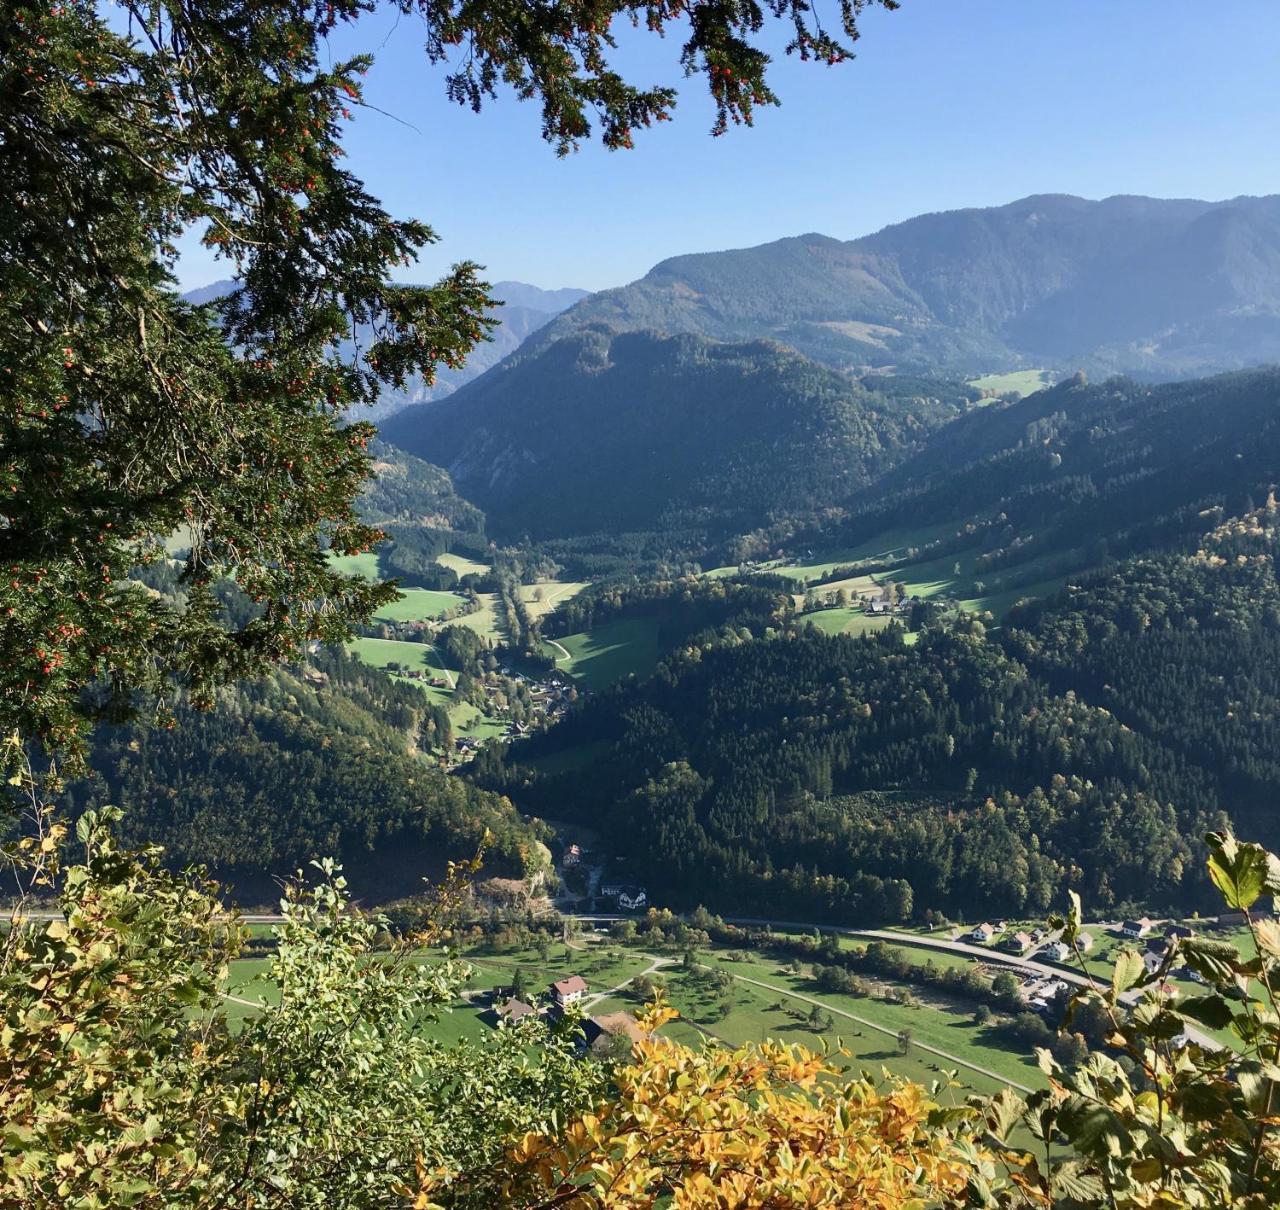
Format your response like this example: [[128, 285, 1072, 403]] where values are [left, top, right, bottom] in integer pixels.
[[524, 194, 1280, 378], [181, 278, 588, 419]]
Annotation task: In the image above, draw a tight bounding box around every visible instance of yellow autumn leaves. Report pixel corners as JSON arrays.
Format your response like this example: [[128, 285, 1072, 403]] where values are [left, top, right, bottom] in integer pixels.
[[491, 1000, 984, 1208]]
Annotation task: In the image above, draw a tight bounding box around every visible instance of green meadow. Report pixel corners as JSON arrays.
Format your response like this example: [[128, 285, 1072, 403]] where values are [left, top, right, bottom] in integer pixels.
[[543, 617, 661, 690], [801, 608, 894, 638], [328, 550, 381, 580], [436, 552, 490, 578], [220, 929, 1045, 1102], [372, 587, 466, 622], [968, 369, 1054, 398]]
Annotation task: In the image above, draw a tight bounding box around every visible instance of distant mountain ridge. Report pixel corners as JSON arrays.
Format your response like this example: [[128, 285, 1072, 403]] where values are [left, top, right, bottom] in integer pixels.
[[181, 278, 588, 418], [528, 194, 1280, 377]]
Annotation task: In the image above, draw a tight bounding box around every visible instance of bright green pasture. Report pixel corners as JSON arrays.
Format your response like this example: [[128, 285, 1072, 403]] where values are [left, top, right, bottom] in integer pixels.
[[521, 580, 588, 620], [543, 618, 660, 690], [767, 522, 962, 582], [346, 636, 448, 674], [961, 575, 1069, 617], [436, 552, 490, 578], [328, 550, 381, 580], [801, 609, 893, 638], [703, 950, 1045, 1093], [373, 588, 465, 622], [346, 638, 455, 706], [450, 593, 504, 642], [449, 702, 508, 742]]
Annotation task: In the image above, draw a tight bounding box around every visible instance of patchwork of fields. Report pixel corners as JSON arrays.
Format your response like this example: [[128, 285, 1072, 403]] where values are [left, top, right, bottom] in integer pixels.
[[332, 514, 1073, 763], [220, 927, 1050, 1104]]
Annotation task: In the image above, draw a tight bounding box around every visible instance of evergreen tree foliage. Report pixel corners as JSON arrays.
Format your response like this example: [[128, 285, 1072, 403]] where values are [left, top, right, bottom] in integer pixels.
[[2, 0, 895, 758]]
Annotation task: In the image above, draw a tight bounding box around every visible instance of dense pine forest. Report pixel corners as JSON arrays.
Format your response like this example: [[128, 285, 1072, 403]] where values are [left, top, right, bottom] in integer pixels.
[[475, 408, 1280, 923], [804, 367, 1280, 582], [67, 649, 544, 903], [480, 619, 1220, 922]]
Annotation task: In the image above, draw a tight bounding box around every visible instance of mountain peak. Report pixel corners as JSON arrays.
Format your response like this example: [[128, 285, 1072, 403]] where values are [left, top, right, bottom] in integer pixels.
[[538, 193, 1280, 378]]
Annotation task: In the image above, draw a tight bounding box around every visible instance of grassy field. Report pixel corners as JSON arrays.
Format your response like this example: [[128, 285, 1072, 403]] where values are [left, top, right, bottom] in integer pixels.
[[875, 549, 975, 601], [218, 926, 1051, 1124], [462, 941, 651, 998], [346, 636, 449, 674], [437, 552, 490, 578], [701, 950, 1045, 1093], [772, 522, 963, 582], [962, 574, 1069, 617], [449, 702, 509, 742], [449, 594, 504, 643], [521, 580, 588, 620], [346, 638, 456, 706], [864, 548, 1070, 620], [544, 617, 661, 690], [823, 932, 990, 977], [703, 524, 960, 584], [329, 550, 381, 580], [373, 587, 466, 622], [800, 609, 894, 638], [800, 573, 880, 600], [968, 369, 1054, 398]]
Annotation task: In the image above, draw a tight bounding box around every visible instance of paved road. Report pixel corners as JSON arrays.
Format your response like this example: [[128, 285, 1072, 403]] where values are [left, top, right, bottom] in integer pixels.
[[582, 954, 671, 1011], [572, 914, 1221, 1052]]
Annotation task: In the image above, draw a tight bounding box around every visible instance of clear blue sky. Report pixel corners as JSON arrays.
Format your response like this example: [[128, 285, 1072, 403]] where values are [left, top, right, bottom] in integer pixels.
[[178, 0, 1280, 293]]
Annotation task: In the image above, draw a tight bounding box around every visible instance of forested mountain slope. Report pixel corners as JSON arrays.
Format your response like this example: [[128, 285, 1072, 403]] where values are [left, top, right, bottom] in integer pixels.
[[530, 194, 1280, 376], [355, 440, 492, 588], [485, 479, 1280, 925], [381, 327, 970, 546], [809, 367, 1280, 587], [68, 649, 543, 903], [1006, 501, 1280, 839], [482, 622, 1220, 922]]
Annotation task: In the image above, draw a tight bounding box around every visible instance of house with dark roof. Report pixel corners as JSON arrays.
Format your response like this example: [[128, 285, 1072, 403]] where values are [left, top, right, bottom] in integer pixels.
[[1120, 917, 1153, 938]]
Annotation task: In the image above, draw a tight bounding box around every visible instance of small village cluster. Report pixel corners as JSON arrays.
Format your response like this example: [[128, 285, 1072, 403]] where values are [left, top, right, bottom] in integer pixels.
[[964, 914, 1231, 1019], [484, 973, 647, 1055], [451, 666, 581, 758], [559, 842, 647, 912]]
